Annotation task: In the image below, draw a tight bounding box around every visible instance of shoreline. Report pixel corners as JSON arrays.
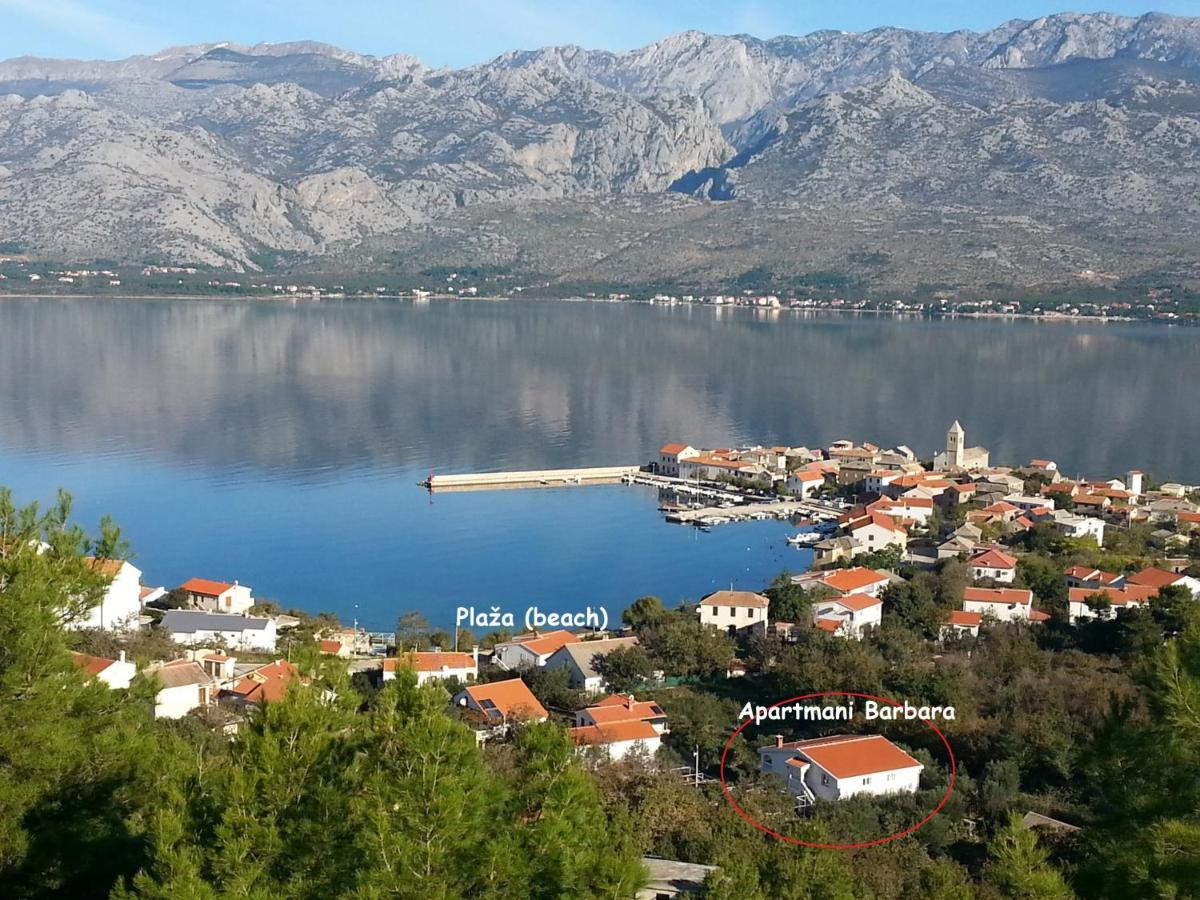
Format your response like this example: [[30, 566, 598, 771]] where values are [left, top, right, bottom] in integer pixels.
[[0, 291, 1179, 326]]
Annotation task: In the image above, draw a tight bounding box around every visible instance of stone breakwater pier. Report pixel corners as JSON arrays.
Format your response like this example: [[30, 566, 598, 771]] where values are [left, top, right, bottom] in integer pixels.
[[421, 466, 641, 491]]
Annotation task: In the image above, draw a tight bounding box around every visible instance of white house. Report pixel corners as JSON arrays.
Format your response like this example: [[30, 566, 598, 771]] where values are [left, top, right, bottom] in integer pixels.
[[544, 636, 640, 693], [870, 496, 934, 526], [794, 567, 892, 599], [811, 593, 882, 639], [1126, 567, 1200, 598], [72, 650, 137, 689], [71, 558, 144, 632], [655, 443, 700, 477], [698, 590, 769, 634], [968, 548, 1019, 584], [1053, 511, 1106, 546], [846, 512, 908, 551], [492, 630, 579, 670], [383, 648, 478, 685], [760, 734, 923, 802], [575, 695, 669, 734], [145, 659, 216, 719], [962, 587, 1033, 623], [452, 677, 547, 726], [1067, 586, 1155, 625], [786, 470, 825, 498], [1003, 495, 1055, 513], [160, 609, 278, 651], [179, 577, 255, 615], [941, 610, 982, 638], [569, 719, 662, 761]]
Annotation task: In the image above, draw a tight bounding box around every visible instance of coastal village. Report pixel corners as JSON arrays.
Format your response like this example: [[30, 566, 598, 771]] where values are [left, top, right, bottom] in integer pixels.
[[62, 420, 1200, 823]]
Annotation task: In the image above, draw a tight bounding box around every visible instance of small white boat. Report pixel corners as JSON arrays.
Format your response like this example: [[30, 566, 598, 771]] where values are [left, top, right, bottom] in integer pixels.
[[787, 532, 821, 546]]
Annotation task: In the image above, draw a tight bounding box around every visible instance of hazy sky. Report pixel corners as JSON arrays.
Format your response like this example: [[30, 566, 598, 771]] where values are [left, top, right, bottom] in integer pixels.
[[0, 1, 1197, 67]]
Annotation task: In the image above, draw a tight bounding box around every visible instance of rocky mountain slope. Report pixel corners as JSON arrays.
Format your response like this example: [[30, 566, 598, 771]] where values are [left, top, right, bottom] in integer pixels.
[[1, 12, 1199, 290]]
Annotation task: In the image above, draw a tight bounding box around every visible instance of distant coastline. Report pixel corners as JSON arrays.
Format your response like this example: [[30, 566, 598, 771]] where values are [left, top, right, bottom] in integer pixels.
[[0, 290, 1181, 326]]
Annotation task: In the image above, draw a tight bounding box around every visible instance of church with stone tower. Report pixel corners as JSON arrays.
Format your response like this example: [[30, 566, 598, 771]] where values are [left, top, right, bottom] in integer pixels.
[[933, 420, 990, 471]]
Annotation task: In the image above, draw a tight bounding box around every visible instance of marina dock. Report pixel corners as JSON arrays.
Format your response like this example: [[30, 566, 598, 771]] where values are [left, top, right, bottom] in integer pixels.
[[423, 466, 641, 491]]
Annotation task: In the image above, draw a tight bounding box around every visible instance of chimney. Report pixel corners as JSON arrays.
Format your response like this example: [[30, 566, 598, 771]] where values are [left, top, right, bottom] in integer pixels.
[[472, 645, 480, 666], [775, 734, 784, 749], [118, 650, 126, 664]]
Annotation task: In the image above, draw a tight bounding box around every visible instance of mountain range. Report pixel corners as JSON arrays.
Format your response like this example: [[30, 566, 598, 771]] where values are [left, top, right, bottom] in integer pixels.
[[2, 11, 1200, 293]]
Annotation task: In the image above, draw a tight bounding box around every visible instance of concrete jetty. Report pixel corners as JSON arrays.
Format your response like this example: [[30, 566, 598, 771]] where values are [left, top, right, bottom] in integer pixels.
[[423, 466, 641, 491]]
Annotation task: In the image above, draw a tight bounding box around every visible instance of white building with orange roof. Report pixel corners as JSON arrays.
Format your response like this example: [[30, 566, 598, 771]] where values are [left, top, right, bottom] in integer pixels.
[[493, 629, 580, 670], [968, 548, 1019, 584], [179, 577, 254, 615], [221, 659, 302, 707], [575, 694, 669, 734], [962, 587, 1034, 623], [71, 650, 137, 689], [1052, 510, 1106, 545], [71, 557, 144, 632], [786, 469, 825, 498], [1126, 567, 1200, 598], [698, 590, 769, 634], [845, 512, 908, 551], [1068, 585, 1157, 624], [452, 677, 548, 728], [654, 443, 699, 477], [760, 734, 923, 802], [569, 719, 662, 760], [794, 566, 893, 598], [383, 648, 479, 685], [678, 455, 755, 482], [869, 496, 934, 526], [941, 610, 982, 638], [811, 592, 882, 639]]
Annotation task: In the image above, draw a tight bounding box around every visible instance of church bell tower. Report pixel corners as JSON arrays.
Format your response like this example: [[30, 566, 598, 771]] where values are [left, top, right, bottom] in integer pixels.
[[947, 420, 965, 468]]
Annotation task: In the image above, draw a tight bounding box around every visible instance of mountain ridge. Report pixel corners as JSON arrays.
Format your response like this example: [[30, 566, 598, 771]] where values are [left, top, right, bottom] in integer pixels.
[[1, 11, 1199, 292]]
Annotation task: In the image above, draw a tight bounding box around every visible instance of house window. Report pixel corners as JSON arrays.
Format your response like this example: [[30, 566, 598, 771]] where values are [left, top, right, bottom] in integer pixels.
[[821, 773, 830, 786], [862, 776, 872, 785]]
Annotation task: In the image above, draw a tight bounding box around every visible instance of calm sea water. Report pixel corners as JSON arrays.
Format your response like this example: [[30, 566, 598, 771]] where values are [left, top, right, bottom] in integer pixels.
[[0, 298, 1196, 630]]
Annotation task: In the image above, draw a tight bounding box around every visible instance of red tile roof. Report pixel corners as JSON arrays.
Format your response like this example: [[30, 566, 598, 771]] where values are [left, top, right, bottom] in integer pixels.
[[791, 734, 921, 779], [815, 618, 843, 633], [180, 577, 232, 596], [71, 651, 117, 677], [964, 587, 1033, 606], [832, 592, 882, 612], [1069, 587, 1150, 607], [1063, 566, 1121, 584], [384, 651, 476, 672], [659, 443, 690, 455], [820, 567, 890, 594], [1127, 567, 1183, 589], [84, 557, 125, 578], [569, 719, 659, 746], [580, 698, 666, 725], [463, 678, 547, 721], [699, 590, 769, 609], [509, 629, 579, 657], [969, 549, 1018, 570], [946, 610, 982, 627], [318, 640, 342, 654], [227, 660, 300, 704]]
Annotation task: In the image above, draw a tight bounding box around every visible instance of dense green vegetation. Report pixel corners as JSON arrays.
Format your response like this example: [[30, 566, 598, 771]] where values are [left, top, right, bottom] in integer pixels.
[[3, 487, 1200, 897]]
